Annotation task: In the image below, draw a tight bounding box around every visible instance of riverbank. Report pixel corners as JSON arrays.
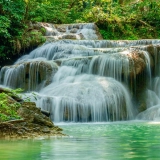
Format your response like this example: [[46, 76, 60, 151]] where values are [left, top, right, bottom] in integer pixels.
[[0, 88, 65, 139]]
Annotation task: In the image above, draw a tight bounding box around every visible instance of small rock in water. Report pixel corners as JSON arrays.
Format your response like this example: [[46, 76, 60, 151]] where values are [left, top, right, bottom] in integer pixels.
[[17, 131, 23, 135], [70, 28, 78, 33], [42, 128, 50, 133], [33, 127, 40, 131]]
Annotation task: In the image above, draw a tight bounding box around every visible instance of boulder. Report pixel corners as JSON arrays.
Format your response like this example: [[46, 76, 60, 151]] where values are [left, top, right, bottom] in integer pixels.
[[0, 101, 64, 139], [128, 50, 146, 76], [61, 34, 77, 39], [70, 28, 78, 33], [18, 102, 53, 127]]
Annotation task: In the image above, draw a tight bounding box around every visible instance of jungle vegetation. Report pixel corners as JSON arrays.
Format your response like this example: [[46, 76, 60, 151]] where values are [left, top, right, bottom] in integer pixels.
[[0, 0, 160, 65]]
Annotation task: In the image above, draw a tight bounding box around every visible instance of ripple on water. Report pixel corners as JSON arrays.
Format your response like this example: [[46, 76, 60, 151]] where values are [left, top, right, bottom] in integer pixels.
[[0, 121, 160, 160]]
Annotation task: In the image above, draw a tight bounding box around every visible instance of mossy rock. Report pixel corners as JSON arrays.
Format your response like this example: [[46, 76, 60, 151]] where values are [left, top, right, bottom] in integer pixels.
[[21, 30, 46, 51], [0, 89, 21, 122]]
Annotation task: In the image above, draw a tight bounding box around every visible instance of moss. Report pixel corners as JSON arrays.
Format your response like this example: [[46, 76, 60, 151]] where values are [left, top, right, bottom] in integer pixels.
[[40, 27, 46, 35], [20, 30, 46, 52], [0, 92, 21, 122]]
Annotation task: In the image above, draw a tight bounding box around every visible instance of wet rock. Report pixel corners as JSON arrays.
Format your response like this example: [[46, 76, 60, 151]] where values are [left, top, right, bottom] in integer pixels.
[[36, 22, 103, 40], [54, 126, 63, 132], [33, 127, 40, 131], [61, 34, 77, 39], [0, 101, 64, 139], [17, 107, 35, 123], [22, 127, 31, 132], [68, 24, 80, 29], [78, 33, 85, 39], [42, 127, 50, 133], [33, 113, 53, 127], [0, 61, 58, 91], [18, 102, 54, 127], [17, 131, 23, 135], [145, 44, 160, 56], [56, 27, 66, 32], [128, 50, 146, 75], [41, 109, 50, 117], [94, 24, 103, 40], [30, 22, 43, 30], [70, 28, 78, 33], [136, 105, 160, 120], [22, 136, 29, 138]]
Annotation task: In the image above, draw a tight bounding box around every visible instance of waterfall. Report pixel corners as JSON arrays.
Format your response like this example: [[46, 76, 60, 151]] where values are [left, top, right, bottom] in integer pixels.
[[0, 23, 160, 122], [0, 58, 58, 91], [35, 74, 134, 122], [39, 23, 101, 40], [136, 44, 160, 120]]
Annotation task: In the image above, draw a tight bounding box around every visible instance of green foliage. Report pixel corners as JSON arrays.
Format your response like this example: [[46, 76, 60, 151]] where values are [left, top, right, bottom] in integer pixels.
[[0, 16, 11, 38], [9, 88, 24, 96], [23, 92, 37, 102], [0, 0, 46, 65], [0, 0, 26, 64], [0, 0, 160, 65], [76, 0, 160, 40], [40, 27, 46, 35], [0, 91, 21, 122], [21, 30, 46, 52]]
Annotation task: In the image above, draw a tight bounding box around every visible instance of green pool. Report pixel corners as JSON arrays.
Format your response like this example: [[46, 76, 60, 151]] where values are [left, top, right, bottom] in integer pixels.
[[0, 121, 160, 160]]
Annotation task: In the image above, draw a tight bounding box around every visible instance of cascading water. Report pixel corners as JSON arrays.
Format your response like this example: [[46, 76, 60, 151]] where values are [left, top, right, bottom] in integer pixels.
[[0, 23, 160, 122], [136, 44, 160, 120], [38, 23, 102, 40], [36, 72, 134, 122], [0, 58, 58, 91]]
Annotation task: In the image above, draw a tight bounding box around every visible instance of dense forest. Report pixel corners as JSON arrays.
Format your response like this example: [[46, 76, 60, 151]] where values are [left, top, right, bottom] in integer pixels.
[[0, 0, 160, 66]]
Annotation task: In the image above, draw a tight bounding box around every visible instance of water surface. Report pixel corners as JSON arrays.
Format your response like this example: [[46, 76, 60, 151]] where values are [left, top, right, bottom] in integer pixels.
[[0, 121, 160, 160]]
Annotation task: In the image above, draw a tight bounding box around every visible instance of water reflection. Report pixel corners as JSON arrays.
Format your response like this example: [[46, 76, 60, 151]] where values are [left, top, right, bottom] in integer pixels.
[[0, 121, 160, 160], [0, 140, 43, 159]]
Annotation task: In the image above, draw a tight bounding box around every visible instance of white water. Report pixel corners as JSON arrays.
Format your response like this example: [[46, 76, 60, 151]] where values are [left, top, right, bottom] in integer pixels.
[[136, 44, 160, 120], [36, 73, 134, 122], [0, 23, 160, 122], [40, 23, 100, 40], [0, 59, 58, 91]]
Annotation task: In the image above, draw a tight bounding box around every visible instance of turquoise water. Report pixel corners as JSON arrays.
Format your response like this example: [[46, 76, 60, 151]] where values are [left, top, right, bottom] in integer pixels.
[[0, 121, 160, 160]]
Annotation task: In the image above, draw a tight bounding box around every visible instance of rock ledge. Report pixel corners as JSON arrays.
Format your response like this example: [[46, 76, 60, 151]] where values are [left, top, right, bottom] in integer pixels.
[[0, 101, 65, 139]]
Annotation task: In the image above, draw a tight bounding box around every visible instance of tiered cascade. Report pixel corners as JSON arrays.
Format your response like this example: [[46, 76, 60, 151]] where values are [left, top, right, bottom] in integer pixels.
[[0, 23, 160, 122]]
